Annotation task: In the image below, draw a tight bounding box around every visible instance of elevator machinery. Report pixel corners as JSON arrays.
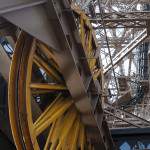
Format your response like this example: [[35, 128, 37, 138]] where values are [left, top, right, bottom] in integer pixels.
[[0, 0, 114, 149]]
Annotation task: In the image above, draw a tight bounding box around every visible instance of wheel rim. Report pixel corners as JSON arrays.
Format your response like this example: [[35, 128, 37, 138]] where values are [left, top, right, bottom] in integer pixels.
[[9, 31, 88, 149]]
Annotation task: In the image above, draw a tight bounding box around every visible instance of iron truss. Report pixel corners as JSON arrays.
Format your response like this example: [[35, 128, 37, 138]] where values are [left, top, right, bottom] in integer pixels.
[[73, 0, 150, 129], [91, 11, 150, 29], [0, 0, 150, 148]]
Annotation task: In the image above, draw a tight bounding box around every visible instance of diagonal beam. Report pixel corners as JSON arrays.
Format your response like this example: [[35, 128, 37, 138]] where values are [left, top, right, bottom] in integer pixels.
[[90, 11, 150, 28], [30, 83, 67, 90], [103, 29, 147, 74], [105, 110, 141, 128], [0, 0, 60, 51], [105, 103, 150, 128], [82, 0, 92, 9]]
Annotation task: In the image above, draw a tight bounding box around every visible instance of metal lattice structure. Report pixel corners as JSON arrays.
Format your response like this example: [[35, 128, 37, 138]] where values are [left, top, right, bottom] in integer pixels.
[[0, 0, 150, 149], [73, 0, 150, 129]]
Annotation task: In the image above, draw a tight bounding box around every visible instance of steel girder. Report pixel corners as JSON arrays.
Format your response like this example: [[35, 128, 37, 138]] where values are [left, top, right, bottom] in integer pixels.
[[0, 0, 114, 149], [91, 11, 150, 29], [0, 0, 59, 51], [105, 103, 150, 128], [103, 29, 147, 74]]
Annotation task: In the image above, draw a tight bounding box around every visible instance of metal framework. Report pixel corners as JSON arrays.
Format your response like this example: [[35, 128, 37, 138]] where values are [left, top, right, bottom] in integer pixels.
[[74, 0, 150, 130], [0, 0, 114, 149], [91, 11, 150, 29], [0, 0, 150, 149], [105, 103, 150, 128]]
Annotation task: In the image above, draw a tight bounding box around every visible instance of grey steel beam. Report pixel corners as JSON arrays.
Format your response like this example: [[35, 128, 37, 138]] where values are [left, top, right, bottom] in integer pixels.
[[103, 29, 147, 74], [93, 11, 150, 20], [93, 22, 146, 29], [105, 110, 141, 128], [105, 103, 150, 128], [0, 0, 46, 14], [1, 0, 60, 51], [90, 11, 150, 28]]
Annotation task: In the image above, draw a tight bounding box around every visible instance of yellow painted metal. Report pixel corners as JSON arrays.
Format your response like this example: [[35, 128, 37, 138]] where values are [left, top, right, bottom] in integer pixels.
[[34, 54, 62, 83], [21, 33, 88, 149], [80, 15, 85, 48], [66, 117, 80, 150], [30, 83, 67, 90], [25, 38, 40, 149], [33, 96, 86, 149], [35, 99, 73, 136], [71, 4, 104, 87], [78, 11, 98, 80], [37, 42, 61, 76], [37, 42, 58, 66], [9, 10, 99, 148], [73, 5, 106, 107], [31, 89, 56, 94], [36, 106, 86, 150], [56, 107, 77, 150], [49, 117, 63, 150], [93, 69, 101, 80], [79, 123, 85, 150], [44, 120, 56, 150], [34, 94, 62, 126], [8, 32, 25, 150], [8, 2, 104, 148]]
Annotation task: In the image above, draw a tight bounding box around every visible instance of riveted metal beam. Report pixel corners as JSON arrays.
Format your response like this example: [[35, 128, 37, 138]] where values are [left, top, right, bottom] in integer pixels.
[[0, 0, 60, 51]]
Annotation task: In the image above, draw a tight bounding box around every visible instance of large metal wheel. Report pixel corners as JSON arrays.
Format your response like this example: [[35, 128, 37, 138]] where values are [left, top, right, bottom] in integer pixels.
[[9, 31, 88, 149]]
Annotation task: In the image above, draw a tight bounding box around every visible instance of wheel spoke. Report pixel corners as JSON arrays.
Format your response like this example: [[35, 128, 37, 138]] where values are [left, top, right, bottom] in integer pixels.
[[34, 99, 73, 136], [32, 89, 55, 94], [30, 83, 67, 91], [34, 94, 62, 125], [9, 29, 89, 149], [63, 117, 80, 149], [56, 107, 77, 149], [69, 118, 80, 149], [34, 54, 62, 83], [43, 120, 56, 150], [79, 123, 85, 150], [47, 116, 63, 150], [37, 42, 60, 73], [37, 42, 58, 65]]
